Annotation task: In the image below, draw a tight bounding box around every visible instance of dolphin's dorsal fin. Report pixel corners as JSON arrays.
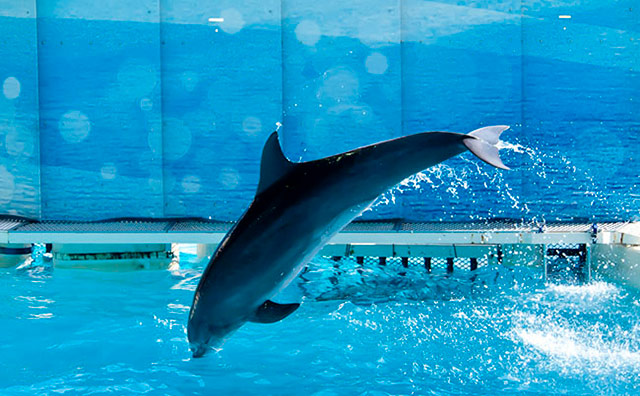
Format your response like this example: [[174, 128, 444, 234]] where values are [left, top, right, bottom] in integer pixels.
[[250, 300, 300, 324], [257, 132, 295, 195]]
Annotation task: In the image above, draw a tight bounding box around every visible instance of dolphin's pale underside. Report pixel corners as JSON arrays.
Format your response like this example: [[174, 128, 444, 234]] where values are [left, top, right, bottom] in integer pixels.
[[187, 126, 510, 357]]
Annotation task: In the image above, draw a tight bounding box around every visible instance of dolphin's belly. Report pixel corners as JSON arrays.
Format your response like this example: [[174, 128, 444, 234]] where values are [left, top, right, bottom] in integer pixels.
[[200, 198, 367, 318]]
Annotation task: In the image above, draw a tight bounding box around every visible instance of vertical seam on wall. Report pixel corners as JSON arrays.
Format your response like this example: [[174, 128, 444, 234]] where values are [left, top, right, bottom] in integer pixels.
[[399, 0, 405, 220], [279, 0, 286, 148], [34, 0, 43, 220], [157, 0, 166, 217], [520, 0, 526, 198], [400, 0, 404, 137], [520, 0, 525, 127]]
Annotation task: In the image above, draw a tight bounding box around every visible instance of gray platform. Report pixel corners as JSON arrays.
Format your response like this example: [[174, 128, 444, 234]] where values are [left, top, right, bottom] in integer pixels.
[[0, 217, 635, 246]]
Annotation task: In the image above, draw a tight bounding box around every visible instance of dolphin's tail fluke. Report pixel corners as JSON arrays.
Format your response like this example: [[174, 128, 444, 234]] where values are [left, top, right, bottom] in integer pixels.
[[462, 125, 510, 170]]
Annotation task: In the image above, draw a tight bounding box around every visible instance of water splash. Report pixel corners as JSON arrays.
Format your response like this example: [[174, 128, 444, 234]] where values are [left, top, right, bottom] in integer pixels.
[[361, 132, 637, 223], [496, 139, 528, 153], [293, 257, 640, 394]]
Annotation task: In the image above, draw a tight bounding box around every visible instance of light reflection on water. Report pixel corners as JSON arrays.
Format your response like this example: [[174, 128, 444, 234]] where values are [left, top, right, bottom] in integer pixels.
[[0, 254, 638, 395]]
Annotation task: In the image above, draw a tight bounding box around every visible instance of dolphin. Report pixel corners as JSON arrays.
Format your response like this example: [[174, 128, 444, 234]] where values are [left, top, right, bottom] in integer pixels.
[[187, 125, 510, 357]]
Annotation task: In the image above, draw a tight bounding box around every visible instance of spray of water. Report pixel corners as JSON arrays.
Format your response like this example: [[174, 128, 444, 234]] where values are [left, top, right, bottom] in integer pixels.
[[296, 256, 640, 394]]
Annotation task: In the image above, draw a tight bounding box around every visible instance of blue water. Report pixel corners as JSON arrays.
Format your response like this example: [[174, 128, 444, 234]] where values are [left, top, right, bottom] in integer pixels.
[[1, 253, 639, 395]]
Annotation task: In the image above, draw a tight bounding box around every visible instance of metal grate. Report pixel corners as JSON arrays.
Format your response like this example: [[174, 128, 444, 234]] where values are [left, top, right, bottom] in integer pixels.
[[544, 222, 627, 232], [169, 221, 232, 233], [344, 220, 629, 233], [0, 219, 26, 232], [13, 220, 171, 233], [544, 224, 592, 232], [1, 218, 630, 234], [2, 218, 630, 234], [324, 254, 489, 273], [544, 242, 589, 282], [399, 221, 534, 232], [342, 222, 396, 232]]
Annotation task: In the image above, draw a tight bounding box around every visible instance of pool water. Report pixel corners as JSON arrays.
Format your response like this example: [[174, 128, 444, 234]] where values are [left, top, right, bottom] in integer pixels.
[[1, 252, 639, 395]]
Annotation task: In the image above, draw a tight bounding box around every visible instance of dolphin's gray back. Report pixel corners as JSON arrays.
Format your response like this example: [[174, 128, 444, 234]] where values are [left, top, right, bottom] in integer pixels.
[[255, 125, 509, 203]]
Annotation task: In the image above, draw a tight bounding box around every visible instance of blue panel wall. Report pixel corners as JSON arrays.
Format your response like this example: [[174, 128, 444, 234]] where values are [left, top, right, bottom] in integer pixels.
[[0, 1, 41, 218], [281, 0, 403, 159], [0, 0, 638, 222], [160, 0, 282, 218], [36, 0, 164, 219], [395, 0, 525, 221], [519, 0, 640, 221], [281, 0, 403, 219]]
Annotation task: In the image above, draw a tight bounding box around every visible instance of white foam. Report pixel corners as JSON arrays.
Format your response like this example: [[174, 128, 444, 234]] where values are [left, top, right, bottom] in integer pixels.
[[547, 281, 620, 299], [513, 309, 640, 375], [495, 140, 526, 153], [516, 325, 640, 371]]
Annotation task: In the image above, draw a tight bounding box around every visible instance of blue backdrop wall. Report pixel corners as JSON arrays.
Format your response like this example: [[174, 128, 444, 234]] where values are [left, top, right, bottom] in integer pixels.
[[0, 0, 638, 222]]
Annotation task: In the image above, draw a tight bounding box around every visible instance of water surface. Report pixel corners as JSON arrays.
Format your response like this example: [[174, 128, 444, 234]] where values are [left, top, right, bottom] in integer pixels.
[[0, 254, 638, 395]]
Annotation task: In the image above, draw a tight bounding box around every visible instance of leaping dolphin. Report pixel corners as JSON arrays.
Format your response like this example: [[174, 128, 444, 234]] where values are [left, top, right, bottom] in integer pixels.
[[188, 125, 510, 357]]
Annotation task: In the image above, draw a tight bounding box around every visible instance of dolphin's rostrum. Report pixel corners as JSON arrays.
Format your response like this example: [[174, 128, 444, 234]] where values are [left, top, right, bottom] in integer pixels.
[[188, 125, 510, 357]]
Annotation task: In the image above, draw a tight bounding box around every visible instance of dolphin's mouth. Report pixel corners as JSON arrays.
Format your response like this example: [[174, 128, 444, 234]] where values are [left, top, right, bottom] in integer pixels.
[[190, 343, 209, 358]]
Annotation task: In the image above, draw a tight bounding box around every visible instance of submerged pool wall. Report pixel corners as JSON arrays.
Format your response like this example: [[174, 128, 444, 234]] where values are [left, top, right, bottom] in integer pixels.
[[1, 1, 638, 222]]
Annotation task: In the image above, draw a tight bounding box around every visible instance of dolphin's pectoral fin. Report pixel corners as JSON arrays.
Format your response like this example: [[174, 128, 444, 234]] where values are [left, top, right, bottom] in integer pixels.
[[257, 132, 296, 195], [250, 300, 300, 324], [463, 125, 510, 170]]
